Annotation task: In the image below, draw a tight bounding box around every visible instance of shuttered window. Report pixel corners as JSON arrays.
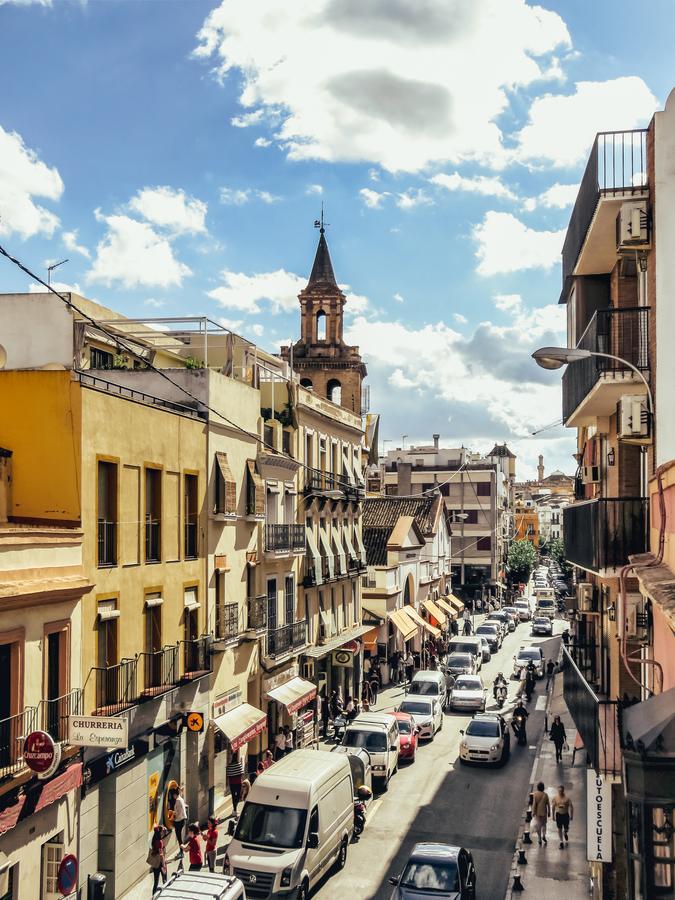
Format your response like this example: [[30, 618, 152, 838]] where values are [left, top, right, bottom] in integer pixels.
[[246, 459, 265, 516], [215, 452, 237, 515]]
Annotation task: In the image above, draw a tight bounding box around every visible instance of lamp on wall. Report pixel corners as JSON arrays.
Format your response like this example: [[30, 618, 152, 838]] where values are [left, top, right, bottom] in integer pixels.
[[607, 447, 616, 467]]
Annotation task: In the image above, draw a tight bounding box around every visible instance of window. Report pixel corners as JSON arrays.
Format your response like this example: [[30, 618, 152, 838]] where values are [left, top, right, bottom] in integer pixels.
[[316, 310, 326, 341], [97, 461, 117, 567], [0, 635, 22, 769], [214, 452, 237, 516], [184, 474, 198, 558], [282, 429, 292, 456], [44, 623, 69, 741], [476, 537, 492, 551], [300, 378, 313, 390], [246, 460, 265, 517], [0, 863, 15, 900], [264, 424, 274, 449], [145, 468, 161, 562], [476, 482, 491, 497], [341, 585, 347, 630], [41, 838, 64, 899], [267, 579, 277, 632], [284, 576, 295, 625], [145, 602, 162, 688], [327, 379, 341, 405], [90, 347, 113, 369]]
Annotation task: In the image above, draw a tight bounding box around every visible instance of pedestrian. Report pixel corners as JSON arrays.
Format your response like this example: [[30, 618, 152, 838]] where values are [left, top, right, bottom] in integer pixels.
[[321, 693, 330, 737], [181, 823, 203, 871], [345, 695, 356, 720], [450, 617, 459, 637], [531, 782, 550, 846], [284, 724, 294, 755], [549, 715, 567, 764], [369, 672, 380, 704], [263, 748, 274, 769], [148, 824, 168, 892], [202, 815, 218, 873], [561, 629, 570, 648], [363, 655, 371, 678], [405, 650, 414, 684], [329, 689, 342, 720], [241, 777, 251, 805], [551, 784, 574, 848], [226, 748, 245, 816], [361, 679, 372, 707], [274, 728, 286, 761], [389, 651, 400, 685], [463, 618, 472, 636], [546, 659, 556, 690], [444, 672, 455, 709], [172, 784, 187, 858]]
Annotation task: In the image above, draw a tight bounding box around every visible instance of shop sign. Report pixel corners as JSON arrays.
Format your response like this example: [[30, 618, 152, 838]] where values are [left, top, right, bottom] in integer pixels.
[[83, 739, 150, 789], [586, 770, 612, 863], [185, 711, 204, 733], [332, 650, 353, 668], [213, 687, 243, 718], [24, 731, 60, 777], [57, 854, 78, 896], [68, 715, 128, 749]]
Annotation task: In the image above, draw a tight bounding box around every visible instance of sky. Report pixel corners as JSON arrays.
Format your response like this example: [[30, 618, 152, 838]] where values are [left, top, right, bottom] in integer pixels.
[[0, 0, 672, 479]]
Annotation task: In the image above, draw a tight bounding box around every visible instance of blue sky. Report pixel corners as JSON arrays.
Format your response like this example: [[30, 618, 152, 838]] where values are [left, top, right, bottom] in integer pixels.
[[0, 0, 672, 477]]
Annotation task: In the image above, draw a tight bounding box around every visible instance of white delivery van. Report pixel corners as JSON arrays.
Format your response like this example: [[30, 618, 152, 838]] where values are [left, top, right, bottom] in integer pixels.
[[409, 670, 447, 702], [154, 871, 245, 899], [448, 637, 483, 668], [226, 750, 353, 900], [535, 595, 557, 619], [342, 712, 399, 788]]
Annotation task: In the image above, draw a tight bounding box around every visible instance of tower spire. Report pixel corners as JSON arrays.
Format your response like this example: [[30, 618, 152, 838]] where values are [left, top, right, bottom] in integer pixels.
[[309, 208, 337, 286]]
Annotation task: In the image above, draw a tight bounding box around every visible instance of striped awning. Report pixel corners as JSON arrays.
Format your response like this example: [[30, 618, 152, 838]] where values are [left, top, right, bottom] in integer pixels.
[[401, 605, 441, 639], [422, 598, 447, 627], [436, 596, 458, 619], [388, 608, 418, 642]]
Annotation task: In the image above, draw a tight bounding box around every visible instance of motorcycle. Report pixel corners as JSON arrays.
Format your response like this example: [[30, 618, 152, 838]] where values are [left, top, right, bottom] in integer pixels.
[[496, 685, 507, 708], [353, 785, 371, 840], [512, 714, 528, 746], [333, 714, 347, 743]]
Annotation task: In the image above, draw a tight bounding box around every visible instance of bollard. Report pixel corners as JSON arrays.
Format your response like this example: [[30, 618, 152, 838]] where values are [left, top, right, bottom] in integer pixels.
[[525, 809, 533, 823], [512, 873, 525, 891], [518, 849, 528, 865], [522, 829, 532, 844]]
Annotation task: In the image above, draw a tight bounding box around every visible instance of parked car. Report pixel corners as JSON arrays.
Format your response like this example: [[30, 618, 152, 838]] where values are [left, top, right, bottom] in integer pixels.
[[531, 616, 553, 636], [398, 697, 443, 740], [475, 624, 500, 653], [449, 675, 487, 713], [410, 670, 447, 703], [447, 638, 483, 670], [444, 652, 478, 678], [394, 711, 419, 763], [155, 872, 245, 899], [477, 636, 492, 663], [459, 713, 510, 766], [502, 606, 521, 625], [514, 601, 531, 622], [512, 646, 545, 679], [389, 843, 477, 899], [343, 713, 399, 788], [485, 611, 510, 635]]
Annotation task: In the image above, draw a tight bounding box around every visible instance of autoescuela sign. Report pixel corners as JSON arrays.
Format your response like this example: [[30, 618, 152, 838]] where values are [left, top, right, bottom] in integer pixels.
[[586, 770, 612, 862]]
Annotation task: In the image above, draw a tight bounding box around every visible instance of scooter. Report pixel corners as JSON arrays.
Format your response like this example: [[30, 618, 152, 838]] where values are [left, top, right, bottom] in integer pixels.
[[353, 785, 371, 840], [512, 714, 528, 746], [496, 685, 507, 709], [333, 714, 347, 743]]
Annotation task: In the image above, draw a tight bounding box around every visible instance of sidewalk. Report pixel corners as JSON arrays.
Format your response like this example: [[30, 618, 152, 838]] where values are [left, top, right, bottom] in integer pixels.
[[504, 673, 589, 899]]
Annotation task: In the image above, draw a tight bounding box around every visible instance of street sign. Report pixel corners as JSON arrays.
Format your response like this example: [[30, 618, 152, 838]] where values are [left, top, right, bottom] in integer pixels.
[[332, 650, 353, 667], [23, 731, 57, 774], [68, 715, 128, 749], [57, 854, 78, 896], [186, 711, 204, 733], [586, 770, 612, 862]]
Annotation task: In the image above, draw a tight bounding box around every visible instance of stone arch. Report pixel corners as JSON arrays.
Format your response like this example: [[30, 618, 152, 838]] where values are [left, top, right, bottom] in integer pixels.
[[300, 377, 313, 390], [316, 309, 326, 341], [327, 378, 342, 405], [403, 572, 414, 606]]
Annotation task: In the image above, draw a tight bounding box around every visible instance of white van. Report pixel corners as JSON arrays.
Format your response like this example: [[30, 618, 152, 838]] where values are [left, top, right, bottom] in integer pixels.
[[447, 637, 483, 669], [536, 596, 556, 619], [342, 711, 399, 788], [154, 871, 245, 899], [409, 670, 446, 702], [226, 749, 353, 900]]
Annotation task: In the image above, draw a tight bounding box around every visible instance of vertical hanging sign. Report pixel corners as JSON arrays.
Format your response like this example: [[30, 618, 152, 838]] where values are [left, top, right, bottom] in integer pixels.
[[586, 770, 613, 862]]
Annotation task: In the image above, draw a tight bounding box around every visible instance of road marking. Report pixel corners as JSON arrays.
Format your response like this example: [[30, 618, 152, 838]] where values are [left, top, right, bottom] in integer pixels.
[[535, 695, 547, 711]]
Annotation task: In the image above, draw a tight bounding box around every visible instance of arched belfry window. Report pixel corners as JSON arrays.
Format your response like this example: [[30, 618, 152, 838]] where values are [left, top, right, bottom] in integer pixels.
[[300, 378, 313, 390], [327, 379, 342, 405], [316, 310, 326, 341]]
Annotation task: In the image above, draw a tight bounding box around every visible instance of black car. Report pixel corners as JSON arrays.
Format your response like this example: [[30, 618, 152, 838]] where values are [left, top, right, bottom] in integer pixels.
[[389, 843, 477, 899]]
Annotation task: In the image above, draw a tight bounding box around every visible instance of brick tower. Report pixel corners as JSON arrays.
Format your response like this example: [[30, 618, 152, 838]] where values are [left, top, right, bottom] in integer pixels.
[[281, 222, 367, 415]]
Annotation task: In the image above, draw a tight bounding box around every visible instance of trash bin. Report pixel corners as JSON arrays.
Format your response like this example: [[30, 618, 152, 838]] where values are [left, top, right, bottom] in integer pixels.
[[87, 873, 106, 900]]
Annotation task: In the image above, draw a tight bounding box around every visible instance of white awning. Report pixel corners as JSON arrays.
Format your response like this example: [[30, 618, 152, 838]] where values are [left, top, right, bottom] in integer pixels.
[[145, 592, 163, 608], [266, 676, 317, 714], [331, 523, 347, 576], [213, 703, 267, 752], [423, 598, 447, 627], [319, 527, 335, 580], [98, 607, 120, 621], [305, 526, 324, 586], [388, 609, 418, 642], [184, 588, 200, 611]]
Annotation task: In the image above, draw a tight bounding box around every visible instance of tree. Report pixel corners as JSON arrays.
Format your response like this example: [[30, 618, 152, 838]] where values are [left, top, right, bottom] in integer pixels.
[[548, 537, 571, 576], [507, 539, 538, 583]]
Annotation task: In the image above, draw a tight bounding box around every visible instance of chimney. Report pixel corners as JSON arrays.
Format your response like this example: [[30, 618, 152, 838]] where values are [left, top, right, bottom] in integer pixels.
[[433, 434, 440, 450], [537, 454, 544, 483], [0, 448, 12, 524], [398, 462, 412, 497]]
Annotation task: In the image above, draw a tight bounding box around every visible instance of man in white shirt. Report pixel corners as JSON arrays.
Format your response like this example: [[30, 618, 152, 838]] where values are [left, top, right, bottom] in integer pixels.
[[172, 785, 187, 858]]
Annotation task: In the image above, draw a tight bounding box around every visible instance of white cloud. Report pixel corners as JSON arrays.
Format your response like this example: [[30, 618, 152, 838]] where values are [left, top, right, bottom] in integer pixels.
[[343, 290, 369, 315], [254, 137, 272, 148], [522, 182, 578, 211], [28, 279, 81, 294], [62, 229, 90, 259], [393, 292, 404, 303], [368, 168, 380, 182], [251, 323, 264, 336], [219, 187, 280, 205], [144, 298, 166, 308], [515, 77, 658, 167], [208, 268, 305, 314], [87, 213, 192, 289], [0, 125, 63, 239], [129, 186, 207, 235], [494, 293, 522, 312], [395, 188, 433, 210], [453, 313, 468, 325], [473, 211, 564, 276], [430, 171, 517, 200], [218, 316, 244, 332], [0, 0, 51, 5], [194, 0, 570, 173], [306, 184, 323, 195], [359, 188, 389, 209]]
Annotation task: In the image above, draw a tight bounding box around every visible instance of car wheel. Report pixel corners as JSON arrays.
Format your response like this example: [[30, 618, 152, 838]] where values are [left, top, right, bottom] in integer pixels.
[[297, 879, 310, 900], [335, 837, 348, 872]]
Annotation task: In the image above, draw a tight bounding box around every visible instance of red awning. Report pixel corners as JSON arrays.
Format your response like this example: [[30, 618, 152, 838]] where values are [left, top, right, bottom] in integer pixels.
[[0, 763, 82, 835], [213, 703, 267, 752], [267, 677, 317, 714]]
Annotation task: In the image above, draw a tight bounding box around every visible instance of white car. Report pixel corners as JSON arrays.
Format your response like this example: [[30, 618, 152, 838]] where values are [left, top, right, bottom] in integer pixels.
[[449, 675, 487, 713], [459, 713, 511, 765], [478, 636, 492, 662], [512, 646, 545, 679], [514, 601, 531, 622], [531, 616, 553, 636], [398, 697, 443, 740]]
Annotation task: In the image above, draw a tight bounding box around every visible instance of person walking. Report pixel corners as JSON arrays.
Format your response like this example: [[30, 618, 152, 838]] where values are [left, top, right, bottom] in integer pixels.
[[463, 617, 472, 636], [545, 659, 556, 690], [531, 782, 550, 846], [549, 715, 567, 764], [369, 672, 380, 704], [389, 651, 400, 685], [202, 816, 219, 873], [226, 748, 245, 816], [450, 617, 459, 637], [172, 785, 187, 859], [148, 824, 168, 892], [284, 724, 294, 755], [405, 649, 414, 684], [241, 776, 251, 805], [181, 823, 203, 871], [551, 784, 574, 848], [274, 728, 286, 761]]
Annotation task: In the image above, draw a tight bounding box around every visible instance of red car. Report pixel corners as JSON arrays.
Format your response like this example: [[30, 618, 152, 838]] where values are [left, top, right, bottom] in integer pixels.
[[394, 711, 420, 763]]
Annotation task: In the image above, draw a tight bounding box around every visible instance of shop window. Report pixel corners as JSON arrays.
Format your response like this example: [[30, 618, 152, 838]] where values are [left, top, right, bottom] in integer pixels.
[[41, 837, 63, 900]]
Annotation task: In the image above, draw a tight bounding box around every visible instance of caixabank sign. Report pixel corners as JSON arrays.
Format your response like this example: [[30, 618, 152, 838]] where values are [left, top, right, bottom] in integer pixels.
[[82, 738, 151, 791]]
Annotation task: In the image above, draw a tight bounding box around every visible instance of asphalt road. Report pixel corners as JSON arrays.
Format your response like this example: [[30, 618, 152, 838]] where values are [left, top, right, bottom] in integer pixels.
[[313, 614, 564, 900]]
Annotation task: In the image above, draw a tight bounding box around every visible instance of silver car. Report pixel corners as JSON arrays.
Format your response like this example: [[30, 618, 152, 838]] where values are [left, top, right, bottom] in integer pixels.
[[449, 675, 486, 713], [389, 843, 477, 899]]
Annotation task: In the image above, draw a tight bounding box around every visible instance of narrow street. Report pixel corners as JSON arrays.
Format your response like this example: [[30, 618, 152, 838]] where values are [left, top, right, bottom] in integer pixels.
[[314, 617, 564, 899]]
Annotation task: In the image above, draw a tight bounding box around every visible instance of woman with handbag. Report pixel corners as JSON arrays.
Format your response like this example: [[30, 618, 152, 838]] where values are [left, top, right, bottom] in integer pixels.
[[148, 824, 168, 893], [549, 715, 567, 764]]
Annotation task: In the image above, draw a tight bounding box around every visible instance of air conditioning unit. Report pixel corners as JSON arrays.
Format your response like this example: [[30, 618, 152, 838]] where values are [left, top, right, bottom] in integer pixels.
[[581, 465, 600, 484], [616, 201, 650, 251], [625, 592, 649, 640], [577, 582, 593, 612], [617, 395, 651, 444], [301, 660, 315, 680]]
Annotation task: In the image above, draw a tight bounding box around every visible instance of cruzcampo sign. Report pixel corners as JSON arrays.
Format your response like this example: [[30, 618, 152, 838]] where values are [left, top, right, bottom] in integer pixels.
[[68, 715, 129, 749], [586, 770, 612, 863]]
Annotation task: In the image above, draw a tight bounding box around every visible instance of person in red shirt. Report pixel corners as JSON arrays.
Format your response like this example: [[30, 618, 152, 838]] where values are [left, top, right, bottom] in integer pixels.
[[181, 824, 203, 871], [202, 816, 218, 872]]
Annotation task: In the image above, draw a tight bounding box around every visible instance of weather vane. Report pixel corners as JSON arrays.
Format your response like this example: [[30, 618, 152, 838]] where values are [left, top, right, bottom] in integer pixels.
[[313, 203, 329, 234]]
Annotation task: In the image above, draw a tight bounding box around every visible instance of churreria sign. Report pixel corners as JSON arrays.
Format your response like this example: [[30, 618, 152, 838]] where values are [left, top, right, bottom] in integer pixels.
[[68, 715, 129, 749]]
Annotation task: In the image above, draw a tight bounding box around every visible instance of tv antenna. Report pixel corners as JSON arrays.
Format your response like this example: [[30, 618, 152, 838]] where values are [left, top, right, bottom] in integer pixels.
[[47, 258, 69, 285], [313, 204, 329, 234]]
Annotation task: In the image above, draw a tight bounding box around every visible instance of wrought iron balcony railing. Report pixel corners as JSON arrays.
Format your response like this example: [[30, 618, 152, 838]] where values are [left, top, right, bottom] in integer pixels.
[[145, 519, 161, 562], [564, 497, 647, 573], [140, 645, 179, 697], [0, 706, 37, 779], [40, 688, 83, 743], [264, 523, 306, 554], [246, 595, 267, 631], [215, 601, 240, 642], [266, 620, 307, 658], [92, 657, 138, 715], [98, 519, 117, 567], [180, 636, 212, 680]]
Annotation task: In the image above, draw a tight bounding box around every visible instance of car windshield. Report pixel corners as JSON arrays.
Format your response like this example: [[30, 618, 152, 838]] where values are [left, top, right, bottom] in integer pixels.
[[343, 730, 387, 752], [534, 618, 549, 625], [400, 860, 459, 892], [476, 626, 496, 634], [448, 654, 471, 666], [397, 720, 412, 734], [400, 701, 433, 716], [538, 601, 555, 608], [466, 720, 500, 737], [456, 679, 481, 691], [518, 650, 540, 661], [235, 803, 307, 849], [410, 681, 440, 696]]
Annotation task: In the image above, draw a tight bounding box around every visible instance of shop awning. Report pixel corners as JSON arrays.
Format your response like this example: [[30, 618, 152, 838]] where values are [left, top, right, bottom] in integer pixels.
[[305, 525, 324, 586], [402, 605, 441, 638], [266, 676, 317, 714], [303, 624, 374, 658], [362, 627, 379, 652], [213, 703, 267, 752], [422, 598, 447, 627], [331, 523, 347, 576], [388, 608, 418, 642], [446, 594, 465, 614], [436, 596, 458, 619], [622, 685, 675, 753], [319, 528, 335, 580]]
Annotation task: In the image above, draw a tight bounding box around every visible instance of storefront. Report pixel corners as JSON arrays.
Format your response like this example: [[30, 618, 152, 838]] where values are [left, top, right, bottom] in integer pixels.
[[211, 686, 267, 788], [263, 665, 318, 751], [302, 625, 371, 703]]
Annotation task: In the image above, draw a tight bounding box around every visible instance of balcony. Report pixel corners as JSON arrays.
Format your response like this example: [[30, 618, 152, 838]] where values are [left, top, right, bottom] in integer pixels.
[[246, 595, 267, 631], [97, 519, 117, 567], [215, 600, 241, 643], [564, 497, 647, 574], [264, 523, 306, 555], [180, 636, 212, 681], [266, 620, 307, 658], [0, 706, 37, 780], [560, 129, 648, 302], [562, 307, 650, 426], [91, 658, 138, 715], [140, 645, 179, 698], [40, 688, 83, 743]]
